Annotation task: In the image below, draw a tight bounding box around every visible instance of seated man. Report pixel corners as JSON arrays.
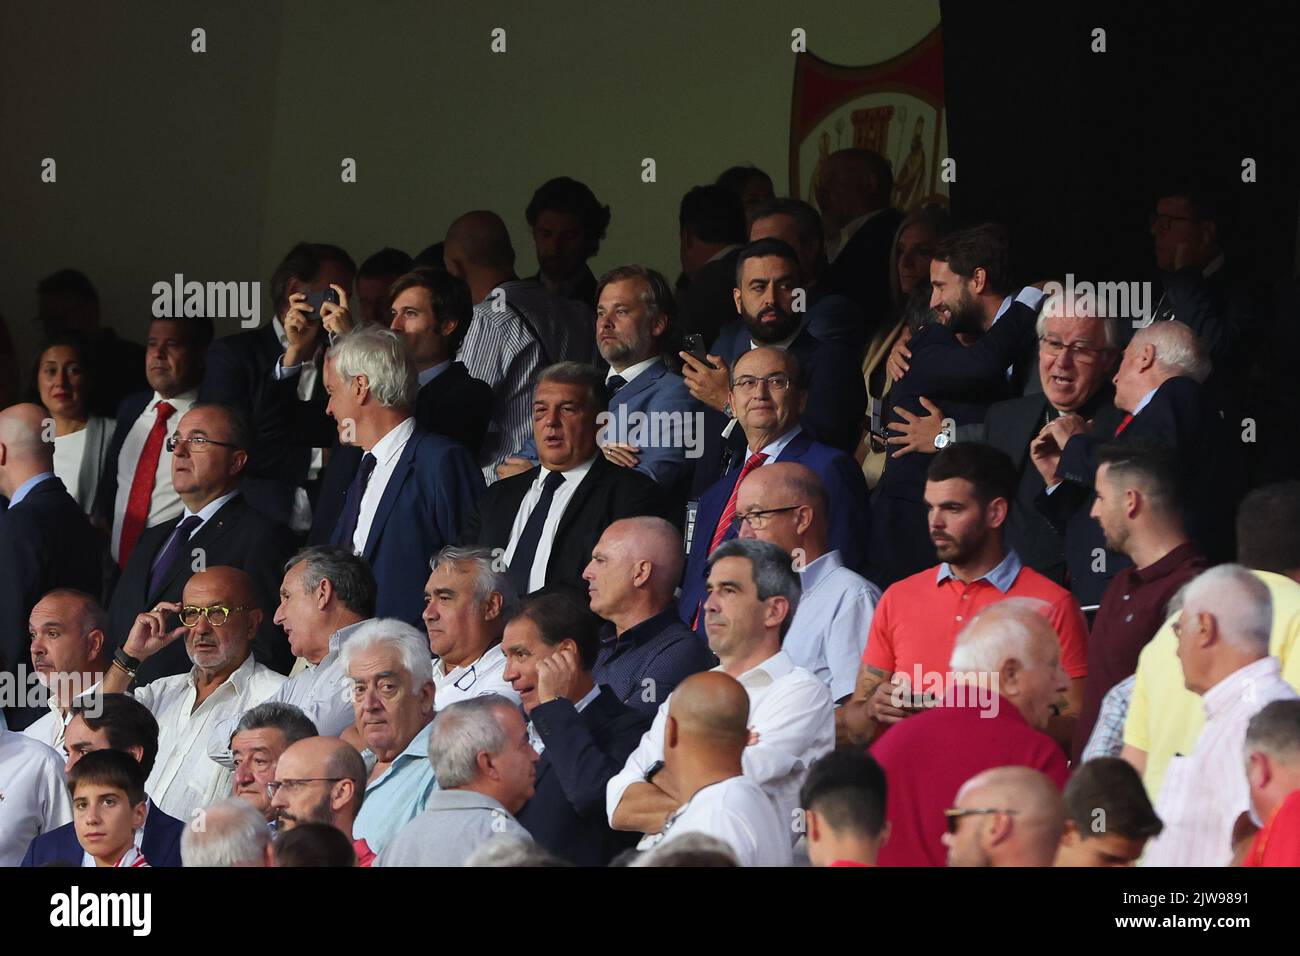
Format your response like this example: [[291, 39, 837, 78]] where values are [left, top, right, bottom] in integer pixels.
[[69, 749, 151, 868], [100, 566, 287, 822], [503, 591, 651, 865], [377, 695, 537, 866], [1055, 757, 1162, 867], [871, 600, 1070, 866], [608, 539, 834, 845], [943, 767, 1066, 868], [585, 517, 716, 714], [0, 724, 71, 866], [230, 702, 318, 829], [1242, 700, 1300, 866], [181, 798, 273, 867], [24, 588, 110, 755], [339, 619, 438, 855], [23, 693, 184, 867], [424, 546, 520, 706], [801, 747, 890, 867], [637, 672, 790, 866], [270, 735, 374, 866]]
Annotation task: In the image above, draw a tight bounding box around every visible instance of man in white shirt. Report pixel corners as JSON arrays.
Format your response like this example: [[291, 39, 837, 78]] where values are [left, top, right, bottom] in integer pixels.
[[1145, 564, 1299, 866], [23, 589, 109, 756], [424, 546, 520, 707], [639, 671, 791, 866], [607, 537, 834, 843], [0, 727, 71, 865], [100, 566, 287, 822]]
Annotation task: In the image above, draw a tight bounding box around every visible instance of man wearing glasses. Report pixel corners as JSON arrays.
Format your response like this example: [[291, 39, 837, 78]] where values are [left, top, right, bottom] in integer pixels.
[[942, 766, 1066, 868], [100, 566, 287, 823], [106, 402, 297, 684]]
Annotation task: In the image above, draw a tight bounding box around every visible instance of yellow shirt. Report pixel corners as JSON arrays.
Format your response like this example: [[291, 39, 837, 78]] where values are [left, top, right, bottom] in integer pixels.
[[1124, 570, 1300, 802]]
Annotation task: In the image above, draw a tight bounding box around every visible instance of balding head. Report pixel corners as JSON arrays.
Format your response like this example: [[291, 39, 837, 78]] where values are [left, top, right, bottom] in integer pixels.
[[445, 211, 516, 276], [583, 516, 685, 628], [815, 149, 893, 229], [735, 462, 827, 557], [945, 767, 1065, 867], [666, 672, 750, 751], [181, 567, 263, 676], [1113, 320, 1210, 413], [0, 403, 55, 496], [271, 736, 367, 831]]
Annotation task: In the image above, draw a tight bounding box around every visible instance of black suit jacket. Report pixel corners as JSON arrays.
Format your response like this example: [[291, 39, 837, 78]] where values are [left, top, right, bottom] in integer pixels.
[[0, 477, 104, 727], [678, 248, 743, 349], [91, 389, 153, 528], [820, 207, 904, 341], [526, 266, 598, 309], [514, 688, 651, 865], [461, 455, 665, 594], [106, 492, 298, 683]]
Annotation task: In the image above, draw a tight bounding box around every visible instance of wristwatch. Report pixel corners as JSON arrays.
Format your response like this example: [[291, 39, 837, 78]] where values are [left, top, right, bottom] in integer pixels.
[[933, 432, 951, 450]]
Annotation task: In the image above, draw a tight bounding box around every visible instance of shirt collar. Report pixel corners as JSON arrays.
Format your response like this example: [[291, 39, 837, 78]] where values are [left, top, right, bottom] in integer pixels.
[[324, 620, 369, 661], [363, 719, 435, 773], [418, 360, 452, 388], [182, 489, 239, 525], [1203, 657, 1282, 718], [993, 286, 1046, 325], [1131, 387, 1159, 417], [609, 355, 661, 385], [601, 606, 681, 646], [150, 388, 199, 412], [798, 550, 843, 591], [749, 328, 801, 352], [45, 679, 102, 720], [706, 244, 742, 265], [748, 424, 802, 463], [369, 417, 416, 466], [186, 651, 258, 696], [936, 549, 1023, 593], [715, 650, 794, 690], [540, 454, 597, 487], [1134, 542, 1201, 584], [8, 472, 55, 508], [1203, 253, 1226, 279], [434, 642, 505, 687], [574, 684, 601, 713]]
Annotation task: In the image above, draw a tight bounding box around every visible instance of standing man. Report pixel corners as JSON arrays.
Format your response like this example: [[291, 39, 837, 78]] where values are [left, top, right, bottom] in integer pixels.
[[525, 176, 611, 308]]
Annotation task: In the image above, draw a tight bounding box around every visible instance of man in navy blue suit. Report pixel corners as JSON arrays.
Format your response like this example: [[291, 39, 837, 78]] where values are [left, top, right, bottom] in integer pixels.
[[323, 327, 484, 627], [22, 694, 184, 867], [503, 590, 650, 865], [678, 347, 871, 630]]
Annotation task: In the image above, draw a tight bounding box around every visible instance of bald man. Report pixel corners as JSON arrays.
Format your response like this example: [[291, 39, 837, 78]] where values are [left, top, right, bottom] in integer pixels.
[[269, 735, 374, 865], [101, 566, 287, 820], [444, 211, 592, 480], [23, 590, 110, 754], [585, 518, 716, 714], [639, 672, 791, 866], [0, 403, 102, 727], [943, 767, 1066, 867]]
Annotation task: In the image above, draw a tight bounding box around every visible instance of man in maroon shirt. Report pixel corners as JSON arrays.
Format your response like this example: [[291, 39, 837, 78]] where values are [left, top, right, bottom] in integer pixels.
[[871, 599, 1070, 866], [1072, 439, 1206, 761]]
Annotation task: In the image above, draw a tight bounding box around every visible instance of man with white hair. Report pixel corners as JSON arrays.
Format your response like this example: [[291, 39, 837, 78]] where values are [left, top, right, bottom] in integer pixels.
[[181, 798, 273, 867], [870, 599, 1070, 866], [1241, 700, 1300, 866], [376, 695, 537, 866], [321, 326, 484, 626], [341, 618, 438, 854], [1144, 565, 1297, 866], [943, 766, 1066, 867]]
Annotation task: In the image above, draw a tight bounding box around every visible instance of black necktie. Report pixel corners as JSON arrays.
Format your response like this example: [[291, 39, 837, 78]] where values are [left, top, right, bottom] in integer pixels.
[[336, 453, 378, 552], [149, 515, 203, 596], [508, 470, 567, 593], [606, 375, 628, 401]]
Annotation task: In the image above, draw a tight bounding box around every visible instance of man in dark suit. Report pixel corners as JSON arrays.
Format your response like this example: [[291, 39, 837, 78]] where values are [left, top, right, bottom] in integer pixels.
[[308, 269, 493, 545], [525, 176, 611, 309], [504, 591, 651, 865], [675, 184, 748, 348], [198, 242, 356, 530], [105, 402, 297, 683], [461, 363, 664, 596], [21, 694, 184, 867], [0, 404, 104, 728], [814, 149, 904, 340], [678, 347, 871, 630], [323, 328, 485, 628]]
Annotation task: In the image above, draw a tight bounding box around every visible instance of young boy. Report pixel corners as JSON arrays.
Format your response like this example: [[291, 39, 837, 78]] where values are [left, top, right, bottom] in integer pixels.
[[69, 749, 151, 867], [800, 747, 891, 867]]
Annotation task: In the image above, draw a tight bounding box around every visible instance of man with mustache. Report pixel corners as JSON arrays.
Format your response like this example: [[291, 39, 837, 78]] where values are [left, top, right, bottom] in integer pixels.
[[229, 701, 318, 831], [269, 735, 373, 865]]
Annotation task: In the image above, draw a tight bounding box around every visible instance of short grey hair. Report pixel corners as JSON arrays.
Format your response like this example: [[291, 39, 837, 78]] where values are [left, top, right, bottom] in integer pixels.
[[285, 545, 377, 617], [326, 326, 417, 409], [339, 618, 433, 693], [632, 832, 740, 867], [949, 598, 1058, 673], [707, 538, 802, 639], [1035, 298, 1121, 350], [1130, 319, 1211, 383], [427, 694, 517, 788], [429, 545, 518, 616], [182, 799, 270, 867], [1246, 700, 1300, 764], [1180, 564, 1271, 654], [38, 588, 109, 639], [465, 834, 567, 867], [234, 701, 318, 744], [536, 361, 607, 412]]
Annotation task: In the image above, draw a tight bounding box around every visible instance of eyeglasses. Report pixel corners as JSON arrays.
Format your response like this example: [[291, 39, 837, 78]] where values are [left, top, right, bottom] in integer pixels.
[[730, 373, 792, 392], [731, 505, 801, 531], [166, 434, 240, 453], [1037, 336, 1112, 365], [453, 664, 479, 692], [266, 778, 344, 798], [943, 807, 1019, 834], [179, 605, 250, 627], [1149, 212, 1196, 233]]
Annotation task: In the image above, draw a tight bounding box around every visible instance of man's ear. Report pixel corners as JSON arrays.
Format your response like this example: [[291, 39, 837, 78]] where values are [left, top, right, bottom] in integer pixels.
[[805, 808, 821, 842], [0, 440, 7, 468], [999, 657, 1023, 696], [631, 558, 653, 590], [986, 496, 1010, 530], [969, 268, 988, 296], [732, 287, 743, 316], [230, 449, 249, 477], [127, 744, 145, 766], [86, 628, 107, 666], [763, 596, 791, 634], [665, 714, 679, 750], [317, 576, 334, 610], [247, 608, 264, 635], [332, 778, 355, 813], [482, 590, 504, 622]]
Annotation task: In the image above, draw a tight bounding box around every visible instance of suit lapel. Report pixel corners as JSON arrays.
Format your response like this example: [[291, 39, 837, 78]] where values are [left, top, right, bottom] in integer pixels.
[[551, 456, 608, 545], [362, 433, 420, 560], [614, 361, 666, 405], [149, 497, 243, 602], [774, 431, 814, 464]]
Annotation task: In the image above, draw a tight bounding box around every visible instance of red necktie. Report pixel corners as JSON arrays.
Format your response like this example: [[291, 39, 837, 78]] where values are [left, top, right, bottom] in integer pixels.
[[707, 452, 769, 556], [1114, 412, 1135, 436], [119, 400, 176, 568]]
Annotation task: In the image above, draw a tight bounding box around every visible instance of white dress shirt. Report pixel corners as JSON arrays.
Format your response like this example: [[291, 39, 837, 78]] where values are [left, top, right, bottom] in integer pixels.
[[502, 455, 597, 593], [742, 425, 803, 466], [1144, 656, 1297, 867], [606, 650, 834, 841], [353, 417, 416, 554], [609, 356, 661, 385], [786, 551, 882, 702], [826, 208, 886, 263], [134, 653, 286, 822], [111, 389, 199, 560], [0, 729, 72, 866], [22, 679, 103, 757], [432, 643, 520, 708], [640, 775, 792, 866]]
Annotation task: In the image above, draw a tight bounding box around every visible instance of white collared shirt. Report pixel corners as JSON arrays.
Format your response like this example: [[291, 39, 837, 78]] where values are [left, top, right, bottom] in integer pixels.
[[826, 208, 886, 263], [529, 684, 601, 754], [0, 730, 72, 866], [432, 643, 520, 708], [22, 679, 103, 757], [1131, 386, 1159, 418], [418, 359, 452, 388], [502, 455, 598, 593], [609, 356, 661, 385], [353, 417, 416, 554], [744, 424, 803, 467], [606, 649, 834, 842], [134, 653, 286, 822], [640, 775, 792, 866], [786, 552, 882, 702], [111, 389, 199, 561]]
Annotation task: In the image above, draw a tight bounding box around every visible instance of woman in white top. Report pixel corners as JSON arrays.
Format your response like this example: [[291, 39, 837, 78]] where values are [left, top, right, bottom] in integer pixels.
[[34, 335, 115, 514]]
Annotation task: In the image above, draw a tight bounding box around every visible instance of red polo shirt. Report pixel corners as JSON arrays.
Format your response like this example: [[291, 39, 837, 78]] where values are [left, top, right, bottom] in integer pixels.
[[863, 551, 1089, 685], [870, 697, 1069, 866], [1242, 790, 1300, 867]]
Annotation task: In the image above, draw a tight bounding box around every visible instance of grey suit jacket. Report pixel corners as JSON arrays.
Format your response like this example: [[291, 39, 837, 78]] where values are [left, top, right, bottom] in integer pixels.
[[375, 789, 531, 867]]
